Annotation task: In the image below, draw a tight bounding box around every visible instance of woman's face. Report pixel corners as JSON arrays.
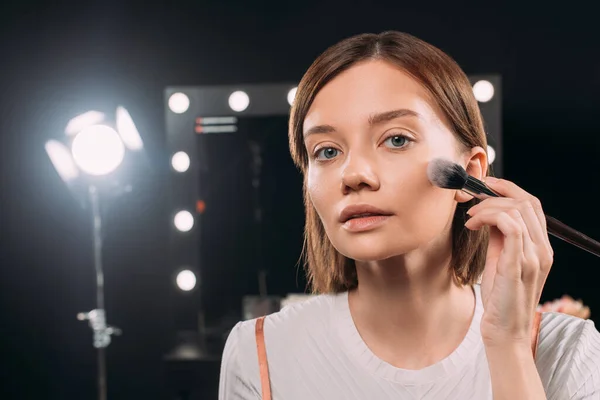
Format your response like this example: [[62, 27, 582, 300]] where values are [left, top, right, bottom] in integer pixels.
[[303, 60, 472, 262]]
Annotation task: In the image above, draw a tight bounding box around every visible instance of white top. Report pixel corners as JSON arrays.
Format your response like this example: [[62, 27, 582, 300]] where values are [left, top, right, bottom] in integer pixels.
[[219, 285, 600, 399]]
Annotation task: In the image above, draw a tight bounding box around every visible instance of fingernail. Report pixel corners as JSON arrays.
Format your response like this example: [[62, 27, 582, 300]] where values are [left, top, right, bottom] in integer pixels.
[[484, 177, 498, 183]]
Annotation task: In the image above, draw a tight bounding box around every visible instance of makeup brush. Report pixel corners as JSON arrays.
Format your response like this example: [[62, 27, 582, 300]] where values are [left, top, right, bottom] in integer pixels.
[[427, 158, 600, 258]]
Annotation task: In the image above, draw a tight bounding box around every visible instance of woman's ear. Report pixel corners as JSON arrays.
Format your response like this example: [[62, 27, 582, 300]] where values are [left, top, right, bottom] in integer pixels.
[[455, 146, 488, 203]]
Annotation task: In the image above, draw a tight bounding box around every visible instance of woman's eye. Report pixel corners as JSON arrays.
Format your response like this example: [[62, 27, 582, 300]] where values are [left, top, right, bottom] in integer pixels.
[[383, 135, 409, 148], [315, 147, 339, 160]]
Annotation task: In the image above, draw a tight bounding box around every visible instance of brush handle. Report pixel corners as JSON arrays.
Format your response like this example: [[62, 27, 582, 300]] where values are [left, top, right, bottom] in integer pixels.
[[545, 216, 600, 258], [464, 176, 600, 258]]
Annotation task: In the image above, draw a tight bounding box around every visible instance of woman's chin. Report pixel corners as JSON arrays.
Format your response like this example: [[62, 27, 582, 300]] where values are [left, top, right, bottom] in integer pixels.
[[336, 242, 411, 262], [331, 225, 446, 263]]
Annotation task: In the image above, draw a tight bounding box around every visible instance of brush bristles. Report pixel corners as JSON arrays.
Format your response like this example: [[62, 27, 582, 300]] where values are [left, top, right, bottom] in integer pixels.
[[427, 158, 468, 190]]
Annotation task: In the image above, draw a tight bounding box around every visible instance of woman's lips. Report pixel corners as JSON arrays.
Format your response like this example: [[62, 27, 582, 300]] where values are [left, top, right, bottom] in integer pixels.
[[339, 204, 393, 223], [342, 215, 392, 232]]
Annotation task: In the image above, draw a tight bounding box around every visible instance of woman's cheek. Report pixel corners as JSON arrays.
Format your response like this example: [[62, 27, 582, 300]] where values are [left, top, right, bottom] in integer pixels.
[[306, 170, 331, 214]]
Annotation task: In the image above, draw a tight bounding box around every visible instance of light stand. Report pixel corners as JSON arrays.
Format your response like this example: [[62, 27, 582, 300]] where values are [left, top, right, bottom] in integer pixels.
[[46, 107, 145, 400], [77, 185, 121, 400]]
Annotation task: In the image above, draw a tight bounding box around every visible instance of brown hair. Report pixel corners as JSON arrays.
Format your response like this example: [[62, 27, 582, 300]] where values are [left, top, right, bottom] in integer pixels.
[[289, 31, 490, 294]]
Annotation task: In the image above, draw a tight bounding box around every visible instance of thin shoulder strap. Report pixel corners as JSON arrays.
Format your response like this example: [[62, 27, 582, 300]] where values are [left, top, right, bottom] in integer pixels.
[[255, 316, 272, 400], [531, 311, 542, 360]]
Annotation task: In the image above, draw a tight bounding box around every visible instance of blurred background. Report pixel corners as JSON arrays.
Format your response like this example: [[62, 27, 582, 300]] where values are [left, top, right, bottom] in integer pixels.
[[1, 1, 599, 399]]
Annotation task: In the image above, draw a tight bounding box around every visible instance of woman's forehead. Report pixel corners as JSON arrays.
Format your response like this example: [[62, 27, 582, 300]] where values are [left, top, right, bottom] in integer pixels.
[[304, 61, 442, 131]]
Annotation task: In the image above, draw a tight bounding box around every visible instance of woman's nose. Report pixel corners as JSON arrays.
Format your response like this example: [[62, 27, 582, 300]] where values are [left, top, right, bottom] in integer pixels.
[[340, 155, 380, 194]]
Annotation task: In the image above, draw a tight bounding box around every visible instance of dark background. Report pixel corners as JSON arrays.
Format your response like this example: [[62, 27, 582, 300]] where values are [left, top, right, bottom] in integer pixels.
[[1, 1, 599, 399]]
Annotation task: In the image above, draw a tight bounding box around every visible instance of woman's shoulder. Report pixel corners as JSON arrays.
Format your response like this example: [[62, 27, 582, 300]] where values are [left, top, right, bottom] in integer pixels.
[[229, 292, 341, 344], [538, 311, 600, 350], [219, 293, 343, 398], [536, 312, 600, 398]]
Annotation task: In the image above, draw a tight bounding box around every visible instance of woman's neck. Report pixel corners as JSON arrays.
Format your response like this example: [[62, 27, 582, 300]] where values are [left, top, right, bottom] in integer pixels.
[[348, 252, 476, 370]]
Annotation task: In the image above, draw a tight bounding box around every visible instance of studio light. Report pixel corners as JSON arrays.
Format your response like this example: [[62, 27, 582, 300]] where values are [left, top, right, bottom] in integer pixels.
[[228, 90, 250, 112], [45, 106, 146, 400], [174, 210, 194, 232], [171, 151, 190, 173], [46, 106, 146, 191], [65, 111, 106, 136], [473, 80, 494, 102], [116, 106, 144, 151], [487, 145, 496, 164], [176, 269, 197, 291], [169, 92, 190, 114], [71, 125, 125, 176], [45, 140, 79, 182], [287, 87, 297, 106]]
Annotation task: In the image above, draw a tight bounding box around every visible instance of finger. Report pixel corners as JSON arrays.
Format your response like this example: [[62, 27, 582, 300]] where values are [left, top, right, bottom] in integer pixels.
[[527, 195, 553, 256], [525, 194, 545, 227], [468, 206, 536, 259], [519, 202, 554, 272], [466, 195, 553, 296], [467, 206, 542, 284], [465, 211, 524, 281], [476, 181, 553, 256], [483, 177, 531, 201], [469, 198, 546, 247], [485, 178, 550, 241], [467, 197, 512, 216]]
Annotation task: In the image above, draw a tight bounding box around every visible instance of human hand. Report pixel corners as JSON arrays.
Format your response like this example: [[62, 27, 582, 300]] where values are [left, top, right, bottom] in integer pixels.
[[465, 177, 554, 349]]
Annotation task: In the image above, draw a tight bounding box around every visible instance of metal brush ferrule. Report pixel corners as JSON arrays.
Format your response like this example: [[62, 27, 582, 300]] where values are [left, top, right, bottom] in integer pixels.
[[463, 176, 499, 199]]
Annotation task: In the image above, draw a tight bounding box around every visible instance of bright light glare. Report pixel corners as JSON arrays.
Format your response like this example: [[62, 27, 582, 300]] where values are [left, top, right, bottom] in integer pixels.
[[174, 210, 194, 232], [176, 270, 197, 291], [487, 145, 496, 164], [45, 140, 79, 182], [65, 111, 106, 136], [116, 106, 143, 151], [473, 80, 494, 102], [169, 92, 190, 114], [287, 87, 298, 106], [171, 151, 190, 172], [228, 91, 250, 112], [71, 125, 125, 176]]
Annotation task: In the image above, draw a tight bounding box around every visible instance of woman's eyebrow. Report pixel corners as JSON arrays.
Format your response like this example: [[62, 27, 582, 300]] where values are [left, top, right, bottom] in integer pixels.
[[304, 108, 421, 138], [368, 108, 421, 125]]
